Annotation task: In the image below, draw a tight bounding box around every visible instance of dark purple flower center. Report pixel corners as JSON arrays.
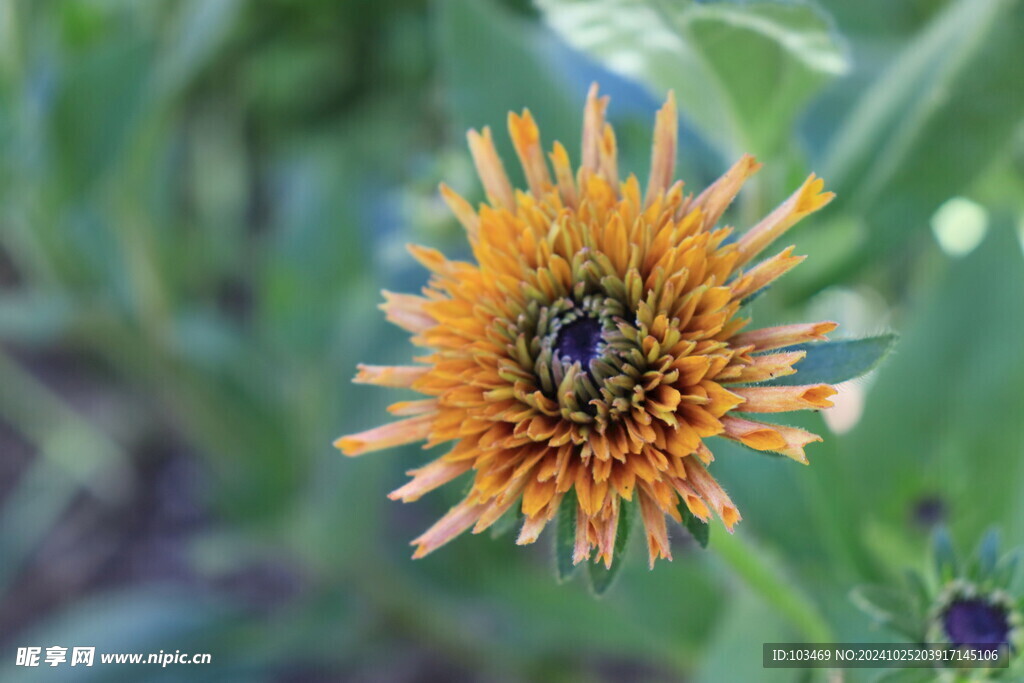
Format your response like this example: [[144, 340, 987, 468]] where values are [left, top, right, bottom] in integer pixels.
[[943, 598, 1011, 647], [555, 317, 604, 368]]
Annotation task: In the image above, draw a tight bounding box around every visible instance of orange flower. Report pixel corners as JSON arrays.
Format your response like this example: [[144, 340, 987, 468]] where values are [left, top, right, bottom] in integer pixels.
[[336, 86, 837, 568]]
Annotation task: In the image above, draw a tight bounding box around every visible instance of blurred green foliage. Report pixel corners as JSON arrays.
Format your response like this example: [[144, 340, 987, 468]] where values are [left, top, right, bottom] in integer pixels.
[[0, 0, 1022, 681]]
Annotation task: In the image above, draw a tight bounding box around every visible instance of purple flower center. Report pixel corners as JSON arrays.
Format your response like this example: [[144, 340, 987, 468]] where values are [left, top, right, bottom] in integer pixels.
[[943, 598, 1011, 647], [555, 317, 604, 368]]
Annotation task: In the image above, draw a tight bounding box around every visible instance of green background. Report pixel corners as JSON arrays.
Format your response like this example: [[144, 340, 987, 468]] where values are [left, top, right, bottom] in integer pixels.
[[0, 0, 1022, 680]]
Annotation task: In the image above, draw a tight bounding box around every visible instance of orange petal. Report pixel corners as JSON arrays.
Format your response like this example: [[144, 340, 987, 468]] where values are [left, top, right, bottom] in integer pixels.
[[380, 291, 435, 333], [724, 351, 806, 384], [700, 381, 746, 418], [549, 141, 578, 207], [353, 364, 430, 388], [599, 123, 619, 188], [467, 126, 515, 211], [645, 91, 678, 206], [389, 458, 472, 502], [439, 183, 480, 242], [521, 476, 557, 517], [688, 154, 762, 229], [721, 416, 822, 464], [638, 489, 672, 568], [411, 498, 488, 558], [334, 414, 435, 456], [731, 321, 837, 351], [733, 385, 837, 413], [682, 459, 741, 531], [669, 478, 711, 521], [731, 246, 806, 299], [581, 82, 609, 174], [679, 404, 724, 437], [674, 355, 713, 386], [508, 109, 552, 198], [515, 515, 545, 545], [720, 415, 787, 451], [572, 504, 592, 565], [387, 399, 440, 416], [736, 173, 835, 266]]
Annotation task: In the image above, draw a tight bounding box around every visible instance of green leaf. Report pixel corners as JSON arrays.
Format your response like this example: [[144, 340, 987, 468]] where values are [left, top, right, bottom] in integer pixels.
[[587, 497, 635, 595], [849, 585, 923, 640], [536, 0, 848, 157], [818, 0, 1024, 280], [933, 527, 958, 580], [995, 551, 1021, 590], [678, 502, 710, 549], [904, 569, 931, 615], [763, 334, 897, 386], [554, 490, 579, 581], [975, 528, 1000, 579]]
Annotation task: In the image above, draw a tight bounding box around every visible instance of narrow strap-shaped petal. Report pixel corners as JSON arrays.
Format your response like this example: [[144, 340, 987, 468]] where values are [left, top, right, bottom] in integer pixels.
[[682, 458, 741, 531], [730, 246, 806, 300], [389, 458, 472, 502], [517, 491, 562, 546], [572, 503, 592, 565], [731, 321, 837, 351], [638, 488, 672, 568], [353, 364, 429, 388], [387, 399, 440, 416], [508, 109, 552, 198], [645, 91, 678, 207], [467, 126, 515, 211], [599, 122, 619, 188], [735, 173, 834, 266], [733, 385, 837, 412], [549, 141, 578, 207], [516, 513, 550, 546], [521, 475, 557, 516], [686, 154, 762, 228], [722, 351, 806, 384], [669, 477, 711, 521], [720, 416, 822, 464], [334, 414, 435, 456], [380, 291, 435, 333], [581, 82, 609, 174], [439, 183, 479, 242], [594, 499, 620, 568], [411, 498, 489, 559]]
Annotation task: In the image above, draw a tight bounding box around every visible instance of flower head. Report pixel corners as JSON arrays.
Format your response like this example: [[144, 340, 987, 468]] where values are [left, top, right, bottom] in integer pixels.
[[336, 86, 837, 567], [854, 529, 1024, 676]]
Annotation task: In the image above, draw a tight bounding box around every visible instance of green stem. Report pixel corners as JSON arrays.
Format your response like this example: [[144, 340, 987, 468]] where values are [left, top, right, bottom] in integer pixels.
[[713, 529, 834, 643]]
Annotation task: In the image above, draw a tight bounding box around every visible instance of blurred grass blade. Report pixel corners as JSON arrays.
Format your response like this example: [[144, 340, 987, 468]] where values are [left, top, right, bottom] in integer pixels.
[[154, 0, 242, 99], [849, 585, 921, 640], [825, 0, 1010, 193], [537, 0, 848, 157], [763, 334, 897, 386], [587, 498, 634, 595], [818, 0, 1024, 282], [0, 292, 75, 343]]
